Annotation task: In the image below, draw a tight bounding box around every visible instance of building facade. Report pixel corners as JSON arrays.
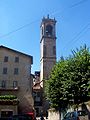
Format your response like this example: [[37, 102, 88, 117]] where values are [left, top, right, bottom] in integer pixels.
[[32, 71, 43, 116], [0, 45, 34, 117], [40, 15, 57, 88]]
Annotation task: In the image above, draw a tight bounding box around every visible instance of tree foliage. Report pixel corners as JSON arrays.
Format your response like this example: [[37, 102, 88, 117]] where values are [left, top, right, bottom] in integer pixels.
[[45, 45, 90, 110]]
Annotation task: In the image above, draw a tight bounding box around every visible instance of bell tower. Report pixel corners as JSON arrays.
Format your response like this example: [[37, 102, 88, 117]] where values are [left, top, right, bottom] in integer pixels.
[[40, 15, 57, 87]]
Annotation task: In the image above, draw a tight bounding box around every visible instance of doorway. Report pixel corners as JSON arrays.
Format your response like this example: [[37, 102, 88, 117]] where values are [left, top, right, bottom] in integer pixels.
[[1, 110, 13, 117]]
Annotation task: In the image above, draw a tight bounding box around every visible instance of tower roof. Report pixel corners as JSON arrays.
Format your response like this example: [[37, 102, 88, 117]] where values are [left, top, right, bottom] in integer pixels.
[[41, 15, 56, 26]]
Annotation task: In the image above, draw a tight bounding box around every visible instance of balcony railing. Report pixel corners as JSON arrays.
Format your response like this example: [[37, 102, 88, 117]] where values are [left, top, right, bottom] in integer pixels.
[[0, 86, 19, 91]]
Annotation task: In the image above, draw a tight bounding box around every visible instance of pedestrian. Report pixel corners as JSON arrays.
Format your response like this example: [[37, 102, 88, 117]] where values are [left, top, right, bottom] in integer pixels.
[[73, 108, 78, 120], [40, 111, 44, 120], [46, 110, 48, 119], [82, 103, 90, 120], [40, 116, 44, 120]]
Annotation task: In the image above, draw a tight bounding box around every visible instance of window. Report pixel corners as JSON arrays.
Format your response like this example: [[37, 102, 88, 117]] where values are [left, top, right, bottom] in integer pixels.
[[13, 81, 18, 88], [46, 25, 53, 36], [14, 68, 18, 75], [4, 56, 8, 62], [53, 46, 56, 55], [3, 68, 7, 74], [42, 26, 44, 35], [15, 57, 19, 63], [1, 80, 6, 88], [43, 45, 47, 56]]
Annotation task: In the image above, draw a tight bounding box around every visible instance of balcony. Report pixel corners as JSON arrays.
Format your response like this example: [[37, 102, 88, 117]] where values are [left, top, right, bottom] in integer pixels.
[[0, 86, 19, 91], [0, 95, 19, 105]]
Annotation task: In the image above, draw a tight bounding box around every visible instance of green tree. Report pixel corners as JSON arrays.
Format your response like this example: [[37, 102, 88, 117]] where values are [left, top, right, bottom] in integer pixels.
[[45, 45, 90, 111]]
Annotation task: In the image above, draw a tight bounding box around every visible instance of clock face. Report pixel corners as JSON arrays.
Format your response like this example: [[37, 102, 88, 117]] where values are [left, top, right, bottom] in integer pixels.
[[46, 25, 53, 36]]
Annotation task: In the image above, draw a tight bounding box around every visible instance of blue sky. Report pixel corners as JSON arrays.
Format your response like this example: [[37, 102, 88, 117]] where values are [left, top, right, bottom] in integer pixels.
[[0, 0, 90, 74]]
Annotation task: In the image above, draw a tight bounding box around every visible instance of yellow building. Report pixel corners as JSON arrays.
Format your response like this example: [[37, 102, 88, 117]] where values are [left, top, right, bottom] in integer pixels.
[[0, 45, 34, 117]]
